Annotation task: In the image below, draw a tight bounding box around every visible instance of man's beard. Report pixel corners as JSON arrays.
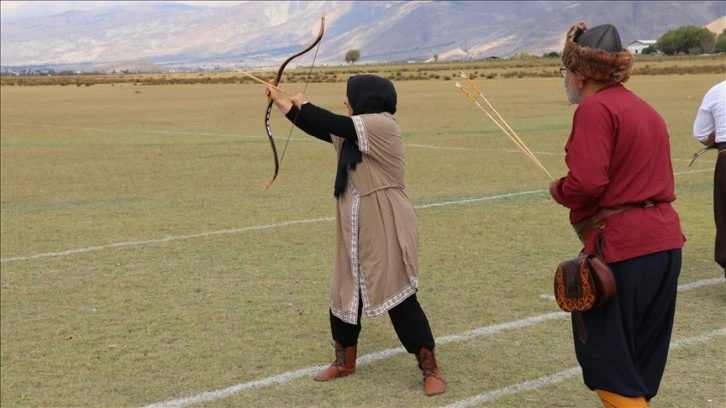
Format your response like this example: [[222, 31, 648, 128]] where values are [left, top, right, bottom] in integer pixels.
[[565, 76, 583, 104]]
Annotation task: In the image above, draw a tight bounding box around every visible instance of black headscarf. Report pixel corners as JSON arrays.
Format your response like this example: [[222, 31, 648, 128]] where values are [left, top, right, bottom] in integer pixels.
[[346, 74, 397, 115], [334, 75, 398, 197]]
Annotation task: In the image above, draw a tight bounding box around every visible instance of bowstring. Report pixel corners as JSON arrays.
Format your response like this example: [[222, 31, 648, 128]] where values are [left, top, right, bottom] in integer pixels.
[[278, 39, 322, 168]]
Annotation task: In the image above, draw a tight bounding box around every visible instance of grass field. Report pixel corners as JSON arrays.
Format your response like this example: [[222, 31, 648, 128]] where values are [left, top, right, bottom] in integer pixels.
[[1, 62, 724, 408]]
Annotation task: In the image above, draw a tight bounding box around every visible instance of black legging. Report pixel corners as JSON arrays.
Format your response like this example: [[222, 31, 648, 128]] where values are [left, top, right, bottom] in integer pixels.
[[330, 294, 436, 354]]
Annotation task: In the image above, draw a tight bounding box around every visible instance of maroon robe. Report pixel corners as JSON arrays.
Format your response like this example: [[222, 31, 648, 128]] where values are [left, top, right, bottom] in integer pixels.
[[550, 84, 685, 261]]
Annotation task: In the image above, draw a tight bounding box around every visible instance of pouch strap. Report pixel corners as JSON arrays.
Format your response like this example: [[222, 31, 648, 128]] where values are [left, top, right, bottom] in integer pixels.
[[574, 312, 588, 343]]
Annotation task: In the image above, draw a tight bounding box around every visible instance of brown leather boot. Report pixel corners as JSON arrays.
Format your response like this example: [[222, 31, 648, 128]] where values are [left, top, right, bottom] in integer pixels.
[[417, 348, 445, 396], [313, 342, 357, 381]]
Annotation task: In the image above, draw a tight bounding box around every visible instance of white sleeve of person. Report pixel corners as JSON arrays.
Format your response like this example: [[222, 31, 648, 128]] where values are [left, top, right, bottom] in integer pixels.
[[693, 81, 726, 143]]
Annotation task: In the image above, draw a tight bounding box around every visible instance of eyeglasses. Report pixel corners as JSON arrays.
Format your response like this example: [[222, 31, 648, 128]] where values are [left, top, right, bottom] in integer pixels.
[[559, 67, 568, 78]]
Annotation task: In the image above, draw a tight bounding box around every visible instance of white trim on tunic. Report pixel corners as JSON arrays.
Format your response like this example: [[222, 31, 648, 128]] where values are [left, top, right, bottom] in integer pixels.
[[328, 113, 420, 324]]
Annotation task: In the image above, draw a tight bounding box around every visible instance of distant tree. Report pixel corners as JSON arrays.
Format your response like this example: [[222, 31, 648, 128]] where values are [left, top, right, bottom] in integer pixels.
[[345, 49, 361, 64], [714, 29, 726, 53], [544, 51, 559, 58], [656, 25, 715, 55], [700, 31, 716, 54], [511, 50, 533, 59], [433, 54, 439, 62], [642, 45, 657, 55]]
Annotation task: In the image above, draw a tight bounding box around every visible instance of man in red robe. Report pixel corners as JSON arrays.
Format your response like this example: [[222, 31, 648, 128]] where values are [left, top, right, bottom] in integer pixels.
[[549, 22, 686, 408]]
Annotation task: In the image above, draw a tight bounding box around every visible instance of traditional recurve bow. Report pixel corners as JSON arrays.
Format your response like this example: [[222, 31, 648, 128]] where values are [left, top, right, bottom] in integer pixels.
[[264, 15, 325, 189], [688, 143, 718, 167]]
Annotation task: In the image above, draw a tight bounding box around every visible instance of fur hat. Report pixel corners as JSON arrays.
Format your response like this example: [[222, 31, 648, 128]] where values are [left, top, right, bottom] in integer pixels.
[[561, 22, 633, 83]]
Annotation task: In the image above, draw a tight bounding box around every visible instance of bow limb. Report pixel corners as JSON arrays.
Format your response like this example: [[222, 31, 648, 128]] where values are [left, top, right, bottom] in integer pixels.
[[688, 143, 718, 167], [264, 15, 326, 190]]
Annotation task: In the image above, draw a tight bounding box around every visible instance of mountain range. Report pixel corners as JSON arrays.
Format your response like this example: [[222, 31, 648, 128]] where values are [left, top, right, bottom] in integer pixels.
[[1, 1, 724, 71]]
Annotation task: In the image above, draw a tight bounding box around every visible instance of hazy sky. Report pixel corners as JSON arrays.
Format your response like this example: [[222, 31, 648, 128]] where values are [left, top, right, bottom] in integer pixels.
[[0, 1, 247, 23]]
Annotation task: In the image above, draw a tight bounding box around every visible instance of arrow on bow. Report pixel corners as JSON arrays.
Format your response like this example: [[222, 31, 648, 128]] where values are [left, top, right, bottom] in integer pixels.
[[263, 15, 325, 190]]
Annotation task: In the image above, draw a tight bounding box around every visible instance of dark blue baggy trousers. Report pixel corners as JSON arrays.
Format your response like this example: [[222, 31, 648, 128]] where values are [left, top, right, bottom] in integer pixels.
[[573, 249, 682, 401]]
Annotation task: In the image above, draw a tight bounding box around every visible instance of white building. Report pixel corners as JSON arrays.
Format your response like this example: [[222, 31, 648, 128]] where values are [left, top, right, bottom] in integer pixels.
[[627, 40, 657, 54]]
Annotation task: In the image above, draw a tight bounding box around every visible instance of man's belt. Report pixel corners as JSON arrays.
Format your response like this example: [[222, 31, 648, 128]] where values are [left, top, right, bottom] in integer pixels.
[[573, 201, 655, 244]]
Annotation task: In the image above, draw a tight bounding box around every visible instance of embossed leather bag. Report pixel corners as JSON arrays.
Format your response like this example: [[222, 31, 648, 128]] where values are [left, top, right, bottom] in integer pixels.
[[554, 254, 616, 312]]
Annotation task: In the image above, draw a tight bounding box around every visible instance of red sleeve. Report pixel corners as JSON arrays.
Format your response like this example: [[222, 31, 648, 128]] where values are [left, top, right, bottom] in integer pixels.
[[557, 102, 613, 217]]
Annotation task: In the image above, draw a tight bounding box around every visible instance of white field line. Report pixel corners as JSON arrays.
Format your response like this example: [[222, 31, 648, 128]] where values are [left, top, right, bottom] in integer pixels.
[[405, 144, 715, 165], [676, 277, 724, 291], [1, 122, 307, 141], [140, 278, 723, 408], [139, 313, 564, 408], [674, 168, 716, 175], [5, 122, 714, 164], [2, 164, 712, 263], [1, 190, 548, 263], [441, 328, 726, 408], [0, 217, 334, 263], [406, 143, 562, 156], [415, 189, 547, 209]]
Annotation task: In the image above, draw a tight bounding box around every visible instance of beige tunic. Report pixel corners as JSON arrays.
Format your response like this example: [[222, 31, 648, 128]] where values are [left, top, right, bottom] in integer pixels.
[[330, 113, 420, 324]]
